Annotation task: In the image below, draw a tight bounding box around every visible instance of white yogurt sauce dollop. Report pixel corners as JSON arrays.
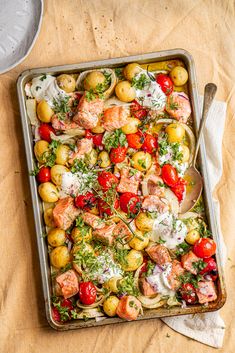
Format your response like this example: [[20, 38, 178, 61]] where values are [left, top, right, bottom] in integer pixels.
[[146, 263, 175, 296]]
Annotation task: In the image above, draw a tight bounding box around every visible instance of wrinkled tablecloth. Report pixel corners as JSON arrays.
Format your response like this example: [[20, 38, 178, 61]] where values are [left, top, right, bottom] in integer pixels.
[[0, 1, 234, 352]]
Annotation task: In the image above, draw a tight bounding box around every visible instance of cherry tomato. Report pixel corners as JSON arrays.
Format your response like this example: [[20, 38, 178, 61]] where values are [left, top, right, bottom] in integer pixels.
[[180, 283, 197, 304], [161, 164, 178, 187], [98, 171, 119, 191], [38, 123, 55, 142], [142, 134, 158, 154], [36, 166, 51, 183], [98, 197, 119, 216], [131, 99, 148, 119], [156, 74, 173, 95], [126, 132, 144, 149], [199, 257, 217, 274], [110, 146, 127, 163], [74, 92, 83, 104], [170, 178, 187, 202], [79, 281, 97, 305], [52, 306, 61, 322], [139, 257, 149, 275], [85, 130, 93, 139], [52, 298, 74, 322], [75, 192, 97, 211], [85, 130, 103, 146], [120, 192, 141, 213], [193, 238, 216, 258]]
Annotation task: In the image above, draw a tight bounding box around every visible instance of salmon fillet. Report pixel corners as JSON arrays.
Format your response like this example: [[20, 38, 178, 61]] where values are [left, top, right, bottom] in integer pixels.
[[167, 260, 185, 290], [117, 167, 142, 194], [139, 277, 157, 297], [116, 295, 142, 321], [73, 94, 104, 129], [113, 220, 133, 241], [146, 244, 171, 265], [165, 92, 191, 123], [181, 251, 200, 275], [56, 269, 79, 299], [52, 115, 82, 131], [68, 138, 93, 164], [82, 212, 105, 229], [196, 281, 217, 304], [92, 221, 116, 246], [102, 106, 130, 131], [53, 196, 79, 230], [142, 195, 169, 213]]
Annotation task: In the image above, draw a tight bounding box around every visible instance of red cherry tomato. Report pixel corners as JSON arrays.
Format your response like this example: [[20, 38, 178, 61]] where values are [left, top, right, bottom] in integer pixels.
[[199, 257, 217, 274], [161, 164, 178, 187], [180, 283, 197, 304], [139, 257, 148, 275], [98, 197, 119, 216], [193, 238, 216, 258], [52, 298, 74, 322], [85, 130, 103, 146], [36, 166, 51, 183], [38, 123, 55, 142], [85, 130, 93, 139], [98, 171, 119, 191], [170, 178, 187, 202], [156, 74, 173, 96], [79, 281, 97, 305], [126, 132, 144, 149], [75, 192, 97, 211], [52, 306, 61, 322], [110, 146, 127, 164], [142, 134, 158, 154], [120, 192, 141, 213], [131, 99, 148, 119]]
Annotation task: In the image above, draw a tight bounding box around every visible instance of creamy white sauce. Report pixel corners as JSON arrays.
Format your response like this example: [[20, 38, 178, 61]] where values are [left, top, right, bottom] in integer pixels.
[[30, 74, 68, 106], [135, 71, 166, 110], [60, 171, 97, 197], [90, 253, 123, 284], [152, 212, 187, 249], [146, 263, 175, 296]]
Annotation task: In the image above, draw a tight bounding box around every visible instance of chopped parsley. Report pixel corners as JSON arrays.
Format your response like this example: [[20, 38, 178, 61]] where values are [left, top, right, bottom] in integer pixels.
[[114, 67, 125, 80], [102, 129, 127, 152], [175, 242, 191, 256], [157, 236, 166, 245], [192, 197, 205, 213], [146, 261, 155, 276], [178, 272, 203, 288], [85, 89, 97, 102], [35, 86, 41, 91], [40, 74, 47, 81], [118, 273, 139, 296], [51, 297, 70, 322], [192, 259, 207, 272], [29, 165, 39, 176], [167, 95, 179, 111], [138, 158, 147, 169], [114, 248, 129, 267], [53, 96, 71, 120], [42, 140, 60, 167], [132, 73, 150, 90]]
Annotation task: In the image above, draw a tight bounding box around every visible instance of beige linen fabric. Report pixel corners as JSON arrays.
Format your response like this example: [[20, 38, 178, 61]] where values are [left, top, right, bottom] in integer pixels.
[[0, 1, 234, 352]]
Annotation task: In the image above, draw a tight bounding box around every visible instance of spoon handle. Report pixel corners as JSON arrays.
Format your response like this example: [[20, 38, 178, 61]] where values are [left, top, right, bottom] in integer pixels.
[[193, 83, 217, 167]]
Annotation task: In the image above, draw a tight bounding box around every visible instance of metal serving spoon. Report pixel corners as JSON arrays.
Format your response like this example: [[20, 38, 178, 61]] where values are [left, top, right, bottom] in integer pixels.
[[179, 83, 217, 214]]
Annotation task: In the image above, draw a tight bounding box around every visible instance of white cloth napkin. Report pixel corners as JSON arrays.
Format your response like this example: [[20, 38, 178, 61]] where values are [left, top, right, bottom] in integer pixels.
[[162, 97, 227, 348]]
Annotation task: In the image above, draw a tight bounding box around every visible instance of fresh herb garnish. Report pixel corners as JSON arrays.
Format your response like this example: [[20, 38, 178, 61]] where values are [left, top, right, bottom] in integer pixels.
[[118, 273, 140, 296], [157, 236, 166, 244], [53, 96, 71, 120], [178, 272, 203, 288], [35, 86, 41, 91], [51, 297, 70, 322], [40, 74, 47, 81], [192, 259, 207, 272], [85, 89, 97, 102], [114, 67, 125, 80], [175, 242, 191, 256], [29, 165, 40, 176], [167, 95, 179, 111], [41, 140, 61, 167], [146, 261, 155, 276], [132, 73, 150, 90], [192, 197, 205, 213], [102, 129, 127, 152], [138, 158, 147, 169]]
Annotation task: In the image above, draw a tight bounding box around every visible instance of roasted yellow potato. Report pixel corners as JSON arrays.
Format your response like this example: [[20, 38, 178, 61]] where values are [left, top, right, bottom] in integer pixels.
[[115, 81, 136, 102], [129, 230, 149, 251], [50, 246, 71, 268], [185, 229, 200, 245], [131, 151, 152, 171], [103, 296, 120, 317], [84, 71, 106, 91], [71, 226, 92, 243], [104, 277, 122, 293], [170, 66, 188, 86], [48, 228, 66, 247], [51, 165, 69, 186], [122, 249, 143, 271], [44, 207, 55, 228], [135, 212, 154, 232], [85, 148, 98, 166], [98, 151, 111, 168], [38, 182, 59, 203], [165, 123, 185, 143], [121, 117, 141, 134], [34, 140, 49, 162], [72, 242, 94, 255], [57, 74, 76, 93], [91, 117, 105, 134], [55, 144, 70, 165], [37, 100, 54, 123], [181, 145, 190, 163], [123, 63, 142, 81]]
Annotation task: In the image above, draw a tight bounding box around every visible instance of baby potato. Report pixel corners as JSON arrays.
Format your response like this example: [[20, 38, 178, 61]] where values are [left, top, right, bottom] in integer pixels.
[[131, 151, 152, 172], [55, 145, 70, 165], [34, 140, 49, 163], [103, 296, 120, 317], [38, 182, 59, 203], [121, 117, 141, 134], [91, 118, 105, 134], [104, 277, 122, 293], [84, 71, 106, 91], [51, 165, 69, 186], [50, 246, 71, 268], [72, 242, 94, 256], [85, 148, 98, 166], [165, 123, 185, 143], [71, 226, 92, 243], [115, 81, 136, 102], [151, 123, 164, 135], [129, 230, 149, 251], [185, 229, 200, 245], [122, 249, 143, 271], [135, 212, 154, 232], [48, 228, 66, 247], [170, 66, 188, 86], [123, 63, 142, 81], [98, 151, 111, 168], [57, 74, 76, 93], [44, 207, 55, 228], [37, 100, 54, 123], [180, 145, 190, 163]]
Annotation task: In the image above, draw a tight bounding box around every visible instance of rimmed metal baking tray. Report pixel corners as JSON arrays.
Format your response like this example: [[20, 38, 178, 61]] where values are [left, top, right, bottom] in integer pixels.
[[17, 49, 226, 330]]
